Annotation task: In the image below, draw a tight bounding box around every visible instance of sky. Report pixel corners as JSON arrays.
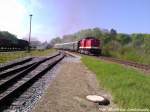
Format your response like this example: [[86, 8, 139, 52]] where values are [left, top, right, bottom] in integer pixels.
[[0, 0, 149, 42]]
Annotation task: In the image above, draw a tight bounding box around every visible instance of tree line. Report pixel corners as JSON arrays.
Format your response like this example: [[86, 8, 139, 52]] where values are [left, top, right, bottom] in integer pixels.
[[50, 28, 150, 64]]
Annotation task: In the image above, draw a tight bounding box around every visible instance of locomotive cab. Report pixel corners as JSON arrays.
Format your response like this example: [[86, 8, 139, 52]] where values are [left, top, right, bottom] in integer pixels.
[[79, 37, 101, 55]]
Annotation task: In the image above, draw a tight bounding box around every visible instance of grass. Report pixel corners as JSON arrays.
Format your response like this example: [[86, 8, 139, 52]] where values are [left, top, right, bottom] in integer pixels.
[[0, 49, 56, 64], [104, 50, 150, 65], [82, 56, 150, 110]]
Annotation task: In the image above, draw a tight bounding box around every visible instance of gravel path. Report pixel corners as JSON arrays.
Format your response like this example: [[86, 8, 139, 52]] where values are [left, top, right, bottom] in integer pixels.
[[32, 56, 116, 112]]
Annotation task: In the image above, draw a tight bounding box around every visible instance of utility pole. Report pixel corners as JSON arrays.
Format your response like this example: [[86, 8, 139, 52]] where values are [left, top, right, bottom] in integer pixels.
[[28, 14, 33, 52]]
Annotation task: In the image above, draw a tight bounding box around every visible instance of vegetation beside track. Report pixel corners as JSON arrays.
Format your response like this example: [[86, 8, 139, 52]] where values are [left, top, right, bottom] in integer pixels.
[[82, 56, 150, 110], [0, 49, 55, 63], [51, 28, 150, 65]]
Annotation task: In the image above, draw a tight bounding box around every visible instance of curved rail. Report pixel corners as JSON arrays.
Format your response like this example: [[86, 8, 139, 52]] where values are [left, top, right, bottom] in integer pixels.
[[98, 56, 150, 71]]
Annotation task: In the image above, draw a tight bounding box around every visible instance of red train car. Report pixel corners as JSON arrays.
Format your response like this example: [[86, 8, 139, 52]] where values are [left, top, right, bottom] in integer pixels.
[[78, 37, 101, 55], [54, 37, 101, 55]]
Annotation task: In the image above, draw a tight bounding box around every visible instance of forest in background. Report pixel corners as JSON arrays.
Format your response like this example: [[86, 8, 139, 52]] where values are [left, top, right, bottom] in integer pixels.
[[0, 28, 149, 64], [50, 28, 150, 64]]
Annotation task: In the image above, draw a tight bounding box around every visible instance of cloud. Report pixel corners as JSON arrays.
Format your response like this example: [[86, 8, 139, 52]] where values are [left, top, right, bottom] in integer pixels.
[[0, 0, 27, 37], [0, 0, 45, 40], [57, 0, 82, 36], [25, 0, 43, 13], [0, 0, 82, 42], [30, 0, 43, 9]]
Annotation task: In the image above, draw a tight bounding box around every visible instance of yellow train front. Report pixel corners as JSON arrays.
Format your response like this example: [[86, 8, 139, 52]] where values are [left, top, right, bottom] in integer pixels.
[[54, 37, 101, 55]]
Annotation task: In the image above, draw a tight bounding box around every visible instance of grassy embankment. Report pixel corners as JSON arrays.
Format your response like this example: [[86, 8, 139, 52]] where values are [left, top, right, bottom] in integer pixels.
[[106, 50, 150, 65], [0, 49, 55, 63], [82, 56, 150, 110]]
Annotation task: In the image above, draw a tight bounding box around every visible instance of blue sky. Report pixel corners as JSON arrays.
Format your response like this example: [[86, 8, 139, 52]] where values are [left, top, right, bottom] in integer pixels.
[[0, 0, 149, 41]]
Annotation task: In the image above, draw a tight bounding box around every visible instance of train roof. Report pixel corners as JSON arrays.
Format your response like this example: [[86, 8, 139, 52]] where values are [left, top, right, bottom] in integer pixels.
[[79, 37, 100, 41], [55, 41, 78, 46], [84, 37, 96, 39]]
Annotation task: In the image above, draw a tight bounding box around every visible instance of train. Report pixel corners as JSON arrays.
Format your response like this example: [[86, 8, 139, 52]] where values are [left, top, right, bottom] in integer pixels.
[[0, 39, 29, 52], [54, 37, 101, 55]]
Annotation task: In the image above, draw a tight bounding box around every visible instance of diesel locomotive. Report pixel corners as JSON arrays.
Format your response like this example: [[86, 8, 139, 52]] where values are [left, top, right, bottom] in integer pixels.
[[54, 37, 101, 55]]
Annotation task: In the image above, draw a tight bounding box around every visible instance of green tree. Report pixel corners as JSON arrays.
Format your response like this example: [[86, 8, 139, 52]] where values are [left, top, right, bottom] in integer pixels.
[[131, 34, 144, 48], [116, 33, 131, 45], [110, 28, 117, 40]]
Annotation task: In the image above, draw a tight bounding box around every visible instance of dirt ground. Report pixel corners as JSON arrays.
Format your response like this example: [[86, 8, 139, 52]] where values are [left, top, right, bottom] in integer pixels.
[[32, 56, 116, 112]]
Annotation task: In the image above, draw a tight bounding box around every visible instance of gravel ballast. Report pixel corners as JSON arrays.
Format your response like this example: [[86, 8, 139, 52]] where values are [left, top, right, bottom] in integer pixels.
[[32, 55, 116, 112], [1, 53, 63, 112]]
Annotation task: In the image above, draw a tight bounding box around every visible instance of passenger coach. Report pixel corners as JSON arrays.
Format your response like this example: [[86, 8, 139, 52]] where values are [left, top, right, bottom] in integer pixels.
[[54, 37, 101, 55]]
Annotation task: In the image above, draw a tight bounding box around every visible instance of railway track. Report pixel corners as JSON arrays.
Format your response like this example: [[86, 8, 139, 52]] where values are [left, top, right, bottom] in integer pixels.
[[0, 52, 65, 111], [98, 56, 150, 71], [68, 51, 150, 71], [0, 57, 33, 72]]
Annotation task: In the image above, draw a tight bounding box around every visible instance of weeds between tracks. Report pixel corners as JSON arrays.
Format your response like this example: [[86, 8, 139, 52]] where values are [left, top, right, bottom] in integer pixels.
[[0, 49, 55, 63]]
